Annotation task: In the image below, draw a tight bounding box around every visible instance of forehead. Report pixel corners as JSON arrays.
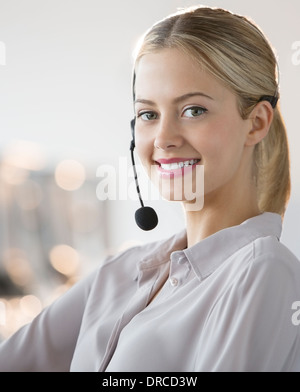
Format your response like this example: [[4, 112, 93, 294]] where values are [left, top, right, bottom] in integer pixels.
[[134, 48, 226, 100]]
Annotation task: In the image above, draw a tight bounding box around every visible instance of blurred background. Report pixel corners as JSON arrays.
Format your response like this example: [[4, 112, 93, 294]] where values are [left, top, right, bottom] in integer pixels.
[[0, 0, 299, 340]]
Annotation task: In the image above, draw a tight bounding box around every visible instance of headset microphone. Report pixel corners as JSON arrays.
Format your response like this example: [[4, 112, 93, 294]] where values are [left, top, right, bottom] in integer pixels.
[[130, 118, 158, 231]]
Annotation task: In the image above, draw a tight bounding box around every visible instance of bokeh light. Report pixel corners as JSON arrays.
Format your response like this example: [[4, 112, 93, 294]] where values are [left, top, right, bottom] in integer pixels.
[[55, 159, 86, 191], [0, 163, 29, 185], [1, 140, 46, 172], [49, 244, 80, 276], [3, 249, 34, 287], [19, 295, 42, 318]]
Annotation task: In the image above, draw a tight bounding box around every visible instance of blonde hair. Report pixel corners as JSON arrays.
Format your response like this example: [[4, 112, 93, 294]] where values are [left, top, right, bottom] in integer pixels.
[[134, 6, 290, 216]]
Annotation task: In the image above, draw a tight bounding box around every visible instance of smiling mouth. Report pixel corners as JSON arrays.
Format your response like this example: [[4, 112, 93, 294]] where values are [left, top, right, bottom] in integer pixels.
[[154, 158, 201, 178], [158, 159, 200, 170], [155, 158, 201, 170]]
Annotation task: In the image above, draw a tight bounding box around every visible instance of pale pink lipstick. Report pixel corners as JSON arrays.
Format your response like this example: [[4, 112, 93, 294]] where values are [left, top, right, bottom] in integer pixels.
[[155, 158, 201, 178]]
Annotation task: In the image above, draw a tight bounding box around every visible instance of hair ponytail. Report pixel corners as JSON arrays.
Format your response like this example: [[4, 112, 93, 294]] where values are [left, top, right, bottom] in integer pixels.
[[255, 106, 290, 216]]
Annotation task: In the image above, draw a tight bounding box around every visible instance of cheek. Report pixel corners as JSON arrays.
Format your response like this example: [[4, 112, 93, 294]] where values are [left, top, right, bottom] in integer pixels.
[[194, 122, 245, 173], [189, 130, 226, 160], [203, 117, 245, 153]]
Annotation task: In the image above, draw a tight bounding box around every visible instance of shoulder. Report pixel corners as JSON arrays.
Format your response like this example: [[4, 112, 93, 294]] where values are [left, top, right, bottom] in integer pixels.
[[232, 236, 300, 300], [219, 234, 300, 303], [252, 236, 300, 278]]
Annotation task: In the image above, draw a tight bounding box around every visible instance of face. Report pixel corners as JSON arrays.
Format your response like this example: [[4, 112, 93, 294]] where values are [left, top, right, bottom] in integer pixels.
[[134, 48, 253, 211]]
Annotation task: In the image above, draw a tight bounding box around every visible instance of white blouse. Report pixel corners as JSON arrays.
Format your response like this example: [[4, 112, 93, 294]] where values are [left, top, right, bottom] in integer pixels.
[[0, 212, 300, 372]]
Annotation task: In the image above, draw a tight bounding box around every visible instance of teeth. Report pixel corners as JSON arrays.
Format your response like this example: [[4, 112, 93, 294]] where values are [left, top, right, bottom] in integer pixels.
[[160, 159, 199, 170]]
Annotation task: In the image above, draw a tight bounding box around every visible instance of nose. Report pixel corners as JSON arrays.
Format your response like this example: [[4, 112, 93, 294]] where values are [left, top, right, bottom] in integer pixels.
[[154, 116, 184, 150]]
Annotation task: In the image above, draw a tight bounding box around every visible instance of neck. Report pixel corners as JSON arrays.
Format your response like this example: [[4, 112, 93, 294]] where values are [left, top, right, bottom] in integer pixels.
[[184, 180, 260, 248]]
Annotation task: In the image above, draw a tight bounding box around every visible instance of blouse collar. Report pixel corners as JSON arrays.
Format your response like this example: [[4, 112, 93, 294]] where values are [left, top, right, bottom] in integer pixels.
[[136, 212, 282, 281]]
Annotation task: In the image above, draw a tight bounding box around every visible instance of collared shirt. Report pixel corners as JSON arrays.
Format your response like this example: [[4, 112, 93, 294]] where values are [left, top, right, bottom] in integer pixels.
[[0, 212, 300, 372]]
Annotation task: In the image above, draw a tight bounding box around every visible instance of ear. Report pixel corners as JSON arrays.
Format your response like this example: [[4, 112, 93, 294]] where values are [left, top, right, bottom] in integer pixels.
[[245, 101, 274, 147]]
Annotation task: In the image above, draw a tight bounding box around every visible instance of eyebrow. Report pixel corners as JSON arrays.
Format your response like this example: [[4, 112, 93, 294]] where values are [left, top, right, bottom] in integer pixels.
[[134, 92, 214, 105]]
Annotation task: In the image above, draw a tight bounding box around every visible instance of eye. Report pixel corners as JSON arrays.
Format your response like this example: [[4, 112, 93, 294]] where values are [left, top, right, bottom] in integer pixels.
[[137, 111, 158, 121], [182, 106, 207, 118]]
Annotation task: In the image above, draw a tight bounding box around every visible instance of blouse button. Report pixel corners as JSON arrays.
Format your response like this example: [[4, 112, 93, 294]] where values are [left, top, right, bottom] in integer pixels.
[[170, 277, 179, 287]]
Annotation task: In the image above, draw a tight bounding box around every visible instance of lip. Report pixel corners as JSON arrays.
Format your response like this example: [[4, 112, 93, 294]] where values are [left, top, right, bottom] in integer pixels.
[[155, 158, 200, 164], [154, 157, 201, 178]]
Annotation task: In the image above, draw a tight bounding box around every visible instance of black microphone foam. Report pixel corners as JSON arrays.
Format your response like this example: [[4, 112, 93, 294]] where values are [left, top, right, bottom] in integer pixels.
[[130, 118, 158, 231], [135, 206, 158, 231]]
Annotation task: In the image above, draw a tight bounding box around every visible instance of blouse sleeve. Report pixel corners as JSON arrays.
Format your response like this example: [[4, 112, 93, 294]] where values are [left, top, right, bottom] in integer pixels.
[[195, 250, 300, 372], [0, 270, 95, 372]]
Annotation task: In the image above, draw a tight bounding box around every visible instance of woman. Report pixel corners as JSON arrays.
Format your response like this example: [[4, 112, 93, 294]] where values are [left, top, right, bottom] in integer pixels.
[[0, 6, 299, 372]]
